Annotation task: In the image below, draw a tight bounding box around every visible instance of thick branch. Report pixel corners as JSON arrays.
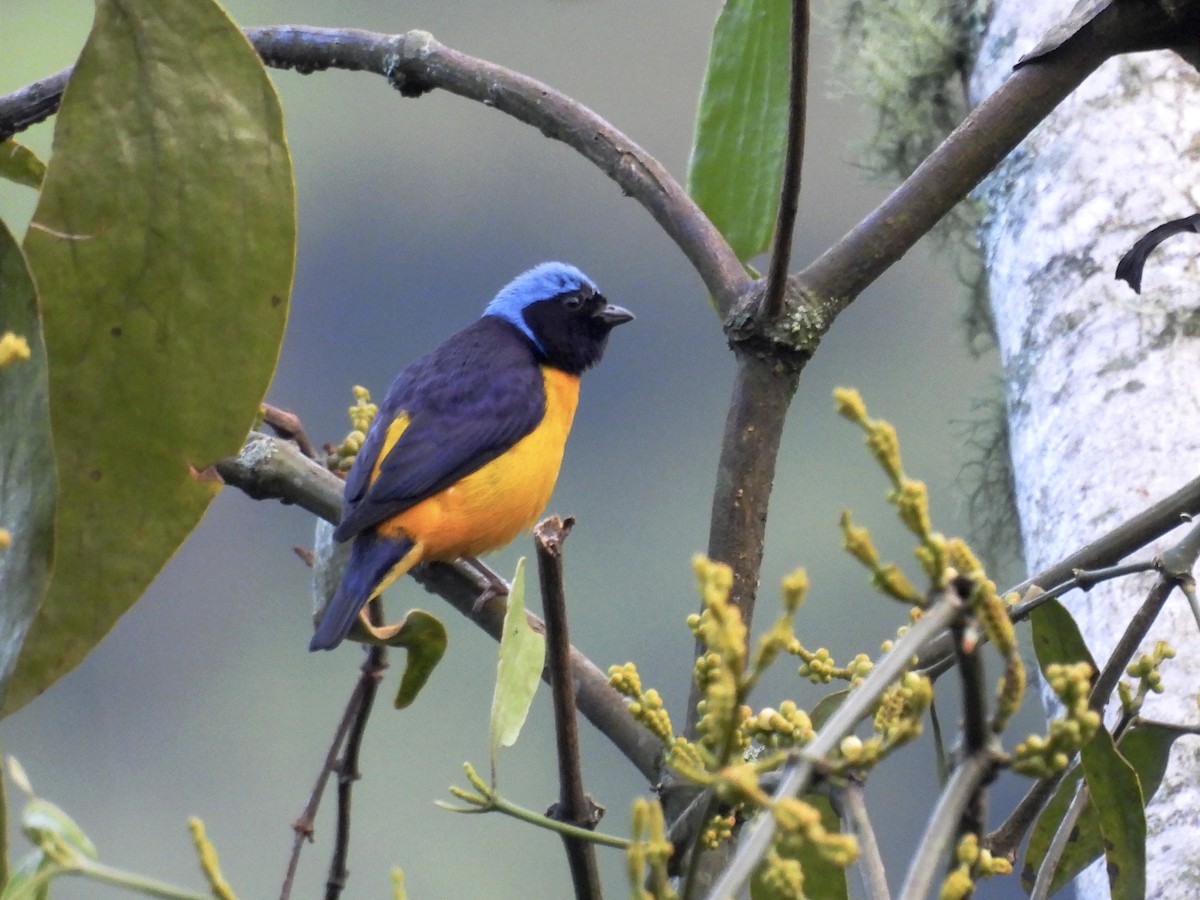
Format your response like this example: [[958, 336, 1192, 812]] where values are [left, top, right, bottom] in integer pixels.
[[686, 354, 800, 735], [219, 432, 663, 782], [0, 26, 750, 315]]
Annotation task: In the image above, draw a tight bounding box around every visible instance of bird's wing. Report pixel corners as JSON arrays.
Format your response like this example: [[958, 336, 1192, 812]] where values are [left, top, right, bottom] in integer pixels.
[[334, 327, 545, 541]]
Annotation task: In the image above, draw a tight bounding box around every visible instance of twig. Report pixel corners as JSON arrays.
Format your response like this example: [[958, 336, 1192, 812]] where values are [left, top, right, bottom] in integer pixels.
[[260, 403, 319, 460], [837, 780, 890, 900], [919, 471, 1200, 675], [988, 521, 1200, 861], [896, 751, 997, 900], [534, 517, 603, 900], [761, 0, 810, 322], [951, 618, 990, 840], [279, 614, 388, 900], [218, 432, 663, 782], [1029, 781, 1089, 900], [325, 599, 388, 900], [985, 771, 1065, 860], [0, 27, 750, 315]]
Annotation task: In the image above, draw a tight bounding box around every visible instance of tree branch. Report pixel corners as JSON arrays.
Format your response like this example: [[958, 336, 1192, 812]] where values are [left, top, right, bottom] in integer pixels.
[[218, 432, 663, 783], [0, 26, 750, 315], [534, 517, 602, 900]]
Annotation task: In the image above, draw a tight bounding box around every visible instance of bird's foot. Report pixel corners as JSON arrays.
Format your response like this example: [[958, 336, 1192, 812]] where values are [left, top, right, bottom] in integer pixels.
[[464, 557, 510, 616]]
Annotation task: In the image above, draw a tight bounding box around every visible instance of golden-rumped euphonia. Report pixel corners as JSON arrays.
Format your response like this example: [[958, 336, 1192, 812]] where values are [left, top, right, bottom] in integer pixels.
[[310, 262, 633, 650]]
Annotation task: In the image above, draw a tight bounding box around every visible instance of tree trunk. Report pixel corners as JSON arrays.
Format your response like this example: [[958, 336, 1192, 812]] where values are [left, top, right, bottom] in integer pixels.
[[969, 4, 1200, 896]]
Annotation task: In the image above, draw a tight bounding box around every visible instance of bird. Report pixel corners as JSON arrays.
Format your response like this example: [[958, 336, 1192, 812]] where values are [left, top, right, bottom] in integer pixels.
[[310, 262, 633, 651]]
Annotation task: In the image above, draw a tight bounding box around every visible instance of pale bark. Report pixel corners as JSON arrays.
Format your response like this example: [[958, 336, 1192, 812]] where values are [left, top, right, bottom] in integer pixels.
[[970, 3, 1200, 896]]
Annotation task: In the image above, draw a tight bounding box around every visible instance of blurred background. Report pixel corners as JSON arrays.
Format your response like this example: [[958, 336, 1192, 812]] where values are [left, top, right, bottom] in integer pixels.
[[2, 2, 1040, 897]]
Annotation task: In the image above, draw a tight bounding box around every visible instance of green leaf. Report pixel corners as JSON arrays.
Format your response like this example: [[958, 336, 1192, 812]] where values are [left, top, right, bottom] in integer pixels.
[[6, 0, 295, 714], [0, 143, 45, 190], [809, 689, 848, 730], [386, 610, 448, 710], [1080, 727, 1145, 900], [489, 559, 546, 780], [1021, 722, 1183, 894], [1030, 597, 1097, 672], [749, 794, 848, 900], [687, 0, 790, 262], [0, 219, 55, 699]]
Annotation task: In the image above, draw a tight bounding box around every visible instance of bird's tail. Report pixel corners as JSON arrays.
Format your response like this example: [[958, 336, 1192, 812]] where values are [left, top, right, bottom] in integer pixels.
[[309, 531, 418, 651]]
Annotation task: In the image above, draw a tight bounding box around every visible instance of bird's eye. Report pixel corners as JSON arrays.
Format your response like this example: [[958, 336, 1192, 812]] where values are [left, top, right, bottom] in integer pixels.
[[563, 293, 584, 310]]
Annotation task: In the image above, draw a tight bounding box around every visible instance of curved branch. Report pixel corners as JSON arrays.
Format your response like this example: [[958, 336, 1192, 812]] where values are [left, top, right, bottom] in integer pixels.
[[797, 0, 1199, 311], [217, 432, 663, 782], [0, 26, 750, 314]]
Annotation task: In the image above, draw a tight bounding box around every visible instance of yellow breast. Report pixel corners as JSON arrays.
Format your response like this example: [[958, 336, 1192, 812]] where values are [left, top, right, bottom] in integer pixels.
[[378, 367, 580, 560]]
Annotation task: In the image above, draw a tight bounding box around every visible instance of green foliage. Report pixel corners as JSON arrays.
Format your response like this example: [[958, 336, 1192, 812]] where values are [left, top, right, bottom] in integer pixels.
[[0, 143, 45, 190], [2, 757, 231, 899], [687, 0, 791, 263], [3, 0, 296, 714], [1023, 722, 1185, 895], [1079, 728, 1146, 900], [489, 558, 546, 778], [385, 610, 449, 709], [0, 221, 55, 697]]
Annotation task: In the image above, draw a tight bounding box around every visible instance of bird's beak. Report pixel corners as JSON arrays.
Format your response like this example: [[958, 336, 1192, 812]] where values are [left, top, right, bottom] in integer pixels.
[[594, 303, 634, 326]]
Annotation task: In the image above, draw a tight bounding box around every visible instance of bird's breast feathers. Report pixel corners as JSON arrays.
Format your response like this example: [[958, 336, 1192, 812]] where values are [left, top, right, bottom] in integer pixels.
[[374, 366, 579, 558]]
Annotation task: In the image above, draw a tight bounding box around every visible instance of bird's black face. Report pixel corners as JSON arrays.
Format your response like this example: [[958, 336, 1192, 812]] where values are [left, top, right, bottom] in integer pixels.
[[522, 285, 634, 375]]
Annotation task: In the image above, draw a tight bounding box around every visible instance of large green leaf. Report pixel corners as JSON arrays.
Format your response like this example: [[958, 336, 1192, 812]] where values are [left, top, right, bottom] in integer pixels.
[[0, 219, 55, 697], [1031, 597, 1097, 672], [687, 0, 790, 263], [1080, 727, 1145, 900], [6, 0, 295, 714]]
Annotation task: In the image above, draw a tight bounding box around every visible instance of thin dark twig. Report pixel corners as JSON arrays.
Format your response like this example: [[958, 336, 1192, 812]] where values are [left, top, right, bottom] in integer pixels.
[[762, 0, 810, 322], [1089, 576, 1176, 712], [989, 521, 1200, 860], [279, 606, 388, 900], [534, 517, 603, 900], [918, 472, 1200, 675], [950, 614, 990, 840], [325, 599, 388, 900]]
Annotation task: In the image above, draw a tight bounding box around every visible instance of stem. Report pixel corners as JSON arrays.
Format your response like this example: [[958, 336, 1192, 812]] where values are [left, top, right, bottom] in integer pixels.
[[325, 600, 388, 900], [895, 752, 996, 900], [534, 517, 602, 900], [838, 780, 891, 900], [762, 0, 810, 322]]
